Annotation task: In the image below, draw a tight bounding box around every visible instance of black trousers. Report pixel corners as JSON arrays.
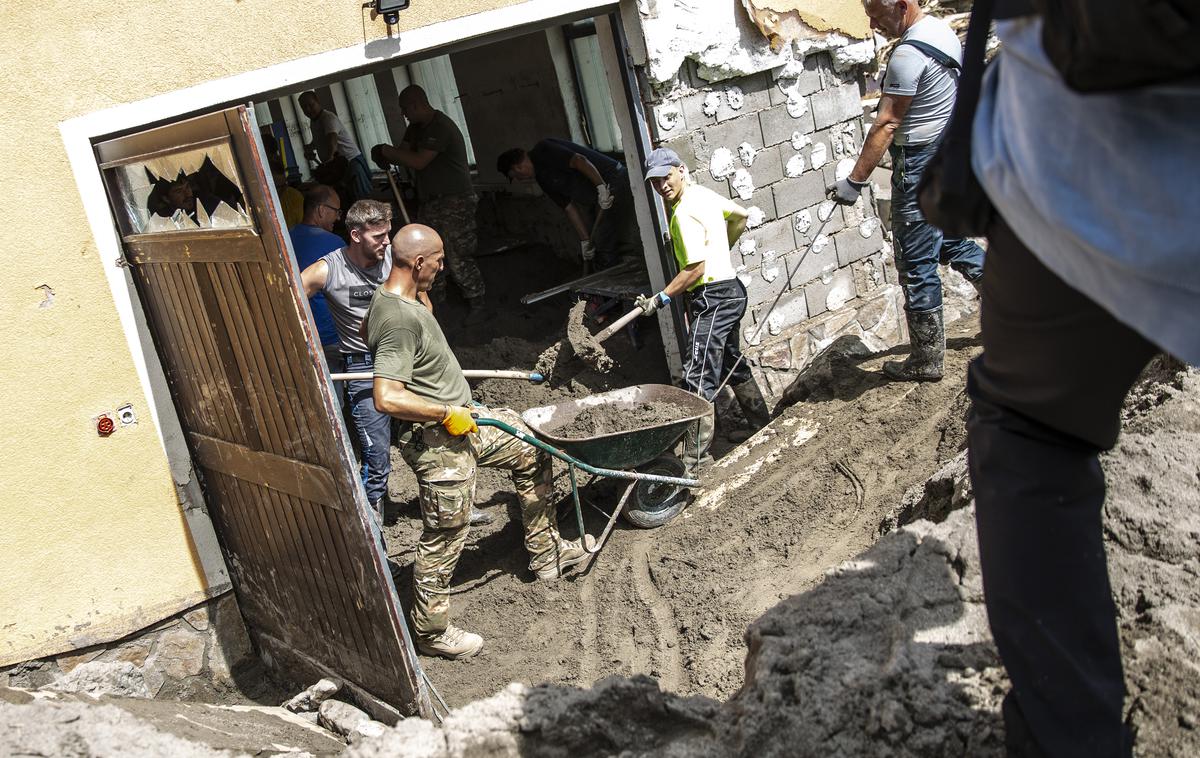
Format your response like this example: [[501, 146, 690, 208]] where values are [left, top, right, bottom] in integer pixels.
[[967, 217, 1159, 757], [682, 279, 753, 401]]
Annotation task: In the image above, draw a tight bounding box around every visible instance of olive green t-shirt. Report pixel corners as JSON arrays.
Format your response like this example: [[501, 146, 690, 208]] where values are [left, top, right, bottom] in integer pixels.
[[366, 289, 471, 407], [402, 111, 473, 200]]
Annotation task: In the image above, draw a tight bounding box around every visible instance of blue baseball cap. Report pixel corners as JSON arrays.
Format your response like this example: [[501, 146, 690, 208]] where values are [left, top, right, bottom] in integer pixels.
[[644, 147, 683, 180]]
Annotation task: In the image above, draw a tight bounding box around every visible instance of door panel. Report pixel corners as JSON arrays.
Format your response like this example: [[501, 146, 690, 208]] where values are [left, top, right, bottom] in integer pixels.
[[96, 108, 429, 719]]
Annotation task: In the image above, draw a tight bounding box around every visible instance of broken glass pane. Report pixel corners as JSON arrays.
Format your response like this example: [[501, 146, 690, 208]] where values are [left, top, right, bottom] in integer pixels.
[[108, 142, 252, 234]]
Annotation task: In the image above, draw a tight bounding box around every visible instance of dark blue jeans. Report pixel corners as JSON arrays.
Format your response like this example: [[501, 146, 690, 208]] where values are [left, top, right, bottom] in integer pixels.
[[682, 279, 753, 402], [343, 353, 391, 512], [890, 141, 985, 313]]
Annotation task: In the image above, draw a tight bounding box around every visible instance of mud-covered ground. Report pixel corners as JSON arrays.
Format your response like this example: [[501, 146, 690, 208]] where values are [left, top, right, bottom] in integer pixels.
[[382, 245, 983, 707]]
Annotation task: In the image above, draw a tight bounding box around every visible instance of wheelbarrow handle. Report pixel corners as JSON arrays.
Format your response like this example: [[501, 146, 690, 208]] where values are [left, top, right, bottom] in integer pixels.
[[473, 418, 699, 488]]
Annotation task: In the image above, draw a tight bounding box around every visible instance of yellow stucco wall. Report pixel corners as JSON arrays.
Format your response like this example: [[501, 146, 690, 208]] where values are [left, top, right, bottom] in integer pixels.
[[0, 0, 532, 666]]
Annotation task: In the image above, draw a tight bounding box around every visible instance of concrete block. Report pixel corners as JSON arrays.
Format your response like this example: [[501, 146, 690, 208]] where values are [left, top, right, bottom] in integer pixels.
[[743, 258, 793, 309], [716, 72, 772, 121], [811, 81, 863, 131], [804, 266, 856, 318], [759, 103, 816, 147], [743, 184, 778, 223], [649, 99, 687, 141], [693, 168, 733, 200], [662, 133, 702, 174], [765, 289, 810, 336], [753, 217, 797, 259], [747, 144, 785, 189], [784, 234, 839, 288], [680, 90, 718, 131], [772, 170, 828, 217], [695, 114, 765, 160], [834, 223, 885, 267], [853, 253, 889, 299]]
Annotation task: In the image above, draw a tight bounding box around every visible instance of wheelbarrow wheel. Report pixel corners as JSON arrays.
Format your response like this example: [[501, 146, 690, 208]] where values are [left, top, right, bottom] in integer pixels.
[[622, 455, 689, 529]]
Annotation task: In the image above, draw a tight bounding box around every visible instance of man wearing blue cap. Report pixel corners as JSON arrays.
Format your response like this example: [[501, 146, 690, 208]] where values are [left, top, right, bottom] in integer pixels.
[[639, 147, 769, 471]]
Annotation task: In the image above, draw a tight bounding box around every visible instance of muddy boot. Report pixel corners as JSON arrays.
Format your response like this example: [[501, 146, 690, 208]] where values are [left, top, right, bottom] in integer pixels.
[[681, 409, 716, 476], [415, 625, 483, 660], [534, 535, 597, 580], [727, 379, 770, 443], [883, 308, 944, 382]]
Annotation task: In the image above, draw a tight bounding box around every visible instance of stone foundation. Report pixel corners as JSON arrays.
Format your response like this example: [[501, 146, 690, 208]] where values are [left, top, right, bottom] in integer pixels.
[[0, 592, 255, 702]]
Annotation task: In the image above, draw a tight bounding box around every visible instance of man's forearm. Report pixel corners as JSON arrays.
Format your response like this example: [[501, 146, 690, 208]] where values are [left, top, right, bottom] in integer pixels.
[[564, 203, 591, 240], [379, 143, 421, 171], [849, 121, 896, 183], [662, 263, 705, 299], [374, 383, 450, 423], [726, 214, 748, 248]]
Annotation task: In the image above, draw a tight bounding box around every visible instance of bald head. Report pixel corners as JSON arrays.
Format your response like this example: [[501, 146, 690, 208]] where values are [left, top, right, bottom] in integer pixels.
[[391, 224, 443, 267], [398, 85, 435, 124]]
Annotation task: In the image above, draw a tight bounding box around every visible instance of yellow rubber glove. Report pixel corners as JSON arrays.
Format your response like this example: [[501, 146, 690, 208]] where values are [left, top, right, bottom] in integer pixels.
[[441, 405, 478, 436]]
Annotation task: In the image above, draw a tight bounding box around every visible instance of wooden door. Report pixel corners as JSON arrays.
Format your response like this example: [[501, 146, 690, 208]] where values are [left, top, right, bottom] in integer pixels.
[[96, 108, 430, 720]]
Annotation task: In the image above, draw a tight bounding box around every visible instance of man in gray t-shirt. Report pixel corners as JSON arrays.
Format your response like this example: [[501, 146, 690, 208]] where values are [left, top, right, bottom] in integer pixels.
[[371, 85, 487, 323], [300, 199, 395, 517], [831, 0, 984, 383], [298, 91, 373, 204]]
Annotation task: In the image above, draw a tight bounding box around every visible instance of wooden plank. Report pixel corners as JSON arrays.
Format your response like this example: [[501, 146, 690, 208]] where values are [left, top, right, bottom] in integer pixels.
[[125, 233, 265, 264], [189, 433, 342, 510]]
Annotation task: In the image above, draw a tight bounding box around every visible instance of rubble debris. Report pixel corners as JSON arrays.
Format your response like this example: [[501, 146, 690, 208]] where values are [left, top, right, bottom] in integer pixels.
[[317, 699, 387, 744], [283, 677, 341, 713]]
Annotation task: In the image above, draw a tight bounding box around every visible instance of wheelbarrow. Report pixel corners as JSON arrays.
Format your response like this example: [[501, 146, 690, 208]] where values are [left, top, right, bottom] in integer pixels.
[[474, 384, 710, 566]]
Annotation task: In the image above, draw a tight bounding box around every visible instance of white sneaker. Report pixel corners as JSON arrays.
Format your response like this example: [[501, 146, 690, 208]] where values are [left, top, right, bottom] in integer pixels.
[[415, 625, 484, 660], [535, 535, 597, 580]]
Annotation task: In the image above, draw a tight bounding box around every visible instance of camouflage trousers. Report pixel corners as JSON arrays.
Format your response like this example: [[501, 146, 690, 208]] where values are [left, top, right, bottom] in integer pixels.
[[400, 406, 559, 638], [418, 192, 486, 301]]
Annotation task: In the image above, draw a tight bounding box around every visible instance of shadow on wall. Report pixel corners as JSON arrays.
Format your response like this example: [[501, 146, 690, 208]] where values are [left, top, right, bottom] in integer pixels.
[[348, 507, 1007, 758]]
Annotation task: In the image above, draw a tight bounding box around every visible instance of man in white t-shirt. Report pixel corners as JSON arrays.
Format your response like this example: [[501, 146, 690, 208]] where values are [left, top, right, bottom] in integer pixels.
[[298, 91, 373, 204], [831, 0, 985, 382]]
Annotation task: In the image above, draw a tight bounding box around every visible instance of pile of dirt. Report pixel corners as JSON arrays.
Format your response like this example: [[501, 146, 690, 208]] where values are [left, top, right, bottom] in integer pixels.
[[547, 401, 692, 439], [360, 355, 1199, 757]]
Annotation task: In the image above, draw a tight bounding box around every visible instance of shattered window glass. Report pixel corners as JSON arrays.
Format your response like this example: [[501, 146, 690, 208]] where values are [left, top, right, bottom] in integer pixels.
[[108, 142, 253, 234]]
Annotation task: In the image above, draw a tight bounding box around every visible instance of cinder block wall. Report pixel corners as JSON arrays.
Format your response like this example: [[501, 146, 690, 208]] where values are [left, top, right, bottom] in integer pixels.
[[642, 55, 906, 402]]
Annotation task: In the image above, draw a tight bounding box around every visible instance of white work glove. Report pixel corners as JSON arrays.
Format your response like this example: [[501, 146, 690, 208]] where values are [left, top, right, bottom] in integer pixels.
[[829, 176, 868, 205], [580, 240, 596, 261], [635, 291, 671, 316], [596, 183, 615, 210]]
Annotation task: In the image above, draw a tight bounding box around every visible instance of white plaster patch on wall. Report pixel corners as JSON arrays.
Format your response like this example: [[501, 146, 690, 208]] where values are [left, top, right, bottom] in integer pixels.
[[785, 154, 806, 177], [813, 233, 831, 254], [826, 273, 855, 310], [834, 158, 856, 181], [832, 37, 879, 72], [656, 101, 684, 133], [767, 311, 783, 336], [731, 168, 755, 200], [736, 264, 752, 287], [746, 206, 766, 228], [810, 141, 828, 169], [726, 85, 745, 110], [702, 91, 721, 117], [738, 142, 758, 167], [740, 237, 758, 258], [710, 147, 735, 179], [761, 249, 779, 282], [859, 217, 880, 238], [791, 131, 812, 150], [786, 90, 809, 118], [817, 200, 837, 222], [794, 209, 812, 235]]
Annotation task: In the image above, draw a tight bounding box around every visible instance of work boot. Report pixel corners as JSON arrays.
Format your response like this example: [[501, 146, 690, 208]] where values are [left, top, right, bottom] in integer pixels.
[[883, 308, 944, 382], [727, 379, 770, 442], [415, 625, 484, 660], [534, 535, 597, 580], [681, 409, 716, 476]]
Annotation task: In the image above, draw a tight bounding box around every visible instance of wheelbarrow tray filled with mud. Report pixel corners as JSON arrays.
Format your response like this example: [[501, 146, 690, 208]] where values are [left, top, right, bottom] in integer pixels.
[[520, 384, 711, 470]]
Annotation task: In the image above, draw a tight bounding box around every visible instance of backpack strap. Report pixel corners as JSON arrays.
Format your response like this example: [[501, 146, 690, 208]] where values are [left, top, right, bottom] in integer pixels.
[[895, 39, 962, 70]]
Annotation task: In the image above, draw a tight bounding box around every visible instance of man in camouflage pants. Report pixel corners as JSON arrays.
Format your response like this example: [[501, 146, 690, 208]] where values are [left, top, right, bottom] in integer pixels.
[[367, 224, 593, 660], [371, 85, 487, 324]]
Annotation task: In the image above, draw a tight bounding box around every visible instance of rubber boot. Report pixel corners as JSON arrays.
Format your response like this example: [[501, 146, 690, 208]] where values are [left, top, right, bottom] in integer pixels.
[[681, 408, 715, 476], [727, 379, 770, 443], [883, 308, 944, 382]]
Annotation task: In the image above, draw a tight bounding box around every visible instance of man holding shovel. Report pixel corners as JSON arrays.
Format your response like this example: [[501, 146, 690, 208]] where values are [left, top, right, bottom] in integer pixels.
[[639, 147, 770, 472], [497, 139, 637, 272], [367, 223, 595, 660]]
